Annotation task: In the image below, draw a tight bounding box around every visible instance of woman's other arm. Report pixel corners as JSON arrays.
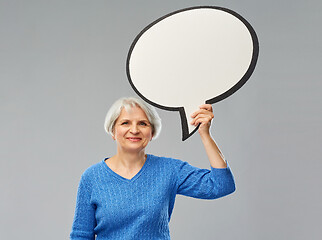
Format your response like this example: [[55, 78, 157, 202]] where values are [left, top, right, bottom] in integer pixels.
[[70, 173, 96, 240]]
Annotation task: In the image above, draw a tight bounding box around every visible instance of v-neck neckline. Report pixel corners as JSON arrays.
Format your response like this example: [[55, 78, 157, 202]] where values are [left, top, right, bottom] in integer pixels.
[[102, 154, 151, 183]]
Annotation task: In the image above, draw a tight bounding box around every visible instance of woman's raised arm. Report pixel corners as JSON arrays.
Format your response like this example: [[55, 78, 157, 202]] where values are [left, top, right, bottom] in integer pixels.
[[190, 104, 227, 169]]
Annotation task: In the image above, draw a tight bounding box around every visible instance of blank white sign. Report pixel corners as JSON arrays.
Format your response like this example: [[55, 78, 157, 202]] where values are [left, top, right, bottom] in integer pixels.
[[127, 6, 259, 140]]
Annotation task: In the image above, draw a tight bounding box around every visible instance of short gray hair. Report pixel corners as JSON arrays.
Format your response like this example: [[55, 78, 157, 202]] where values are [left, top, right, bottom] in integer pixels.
[[104, 97, 162, 139]]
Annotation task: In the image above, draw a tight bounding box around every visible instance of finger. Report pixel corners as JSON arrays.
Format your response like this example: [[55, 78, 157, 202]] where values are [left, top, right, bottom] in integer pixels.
[[192, 111, 214, 121], [190, 113, 213, 125], [191, 108, 213, 118], [194, 118, 211, 128], [191, 112, 214, 124], [199, 104, 213, 112]]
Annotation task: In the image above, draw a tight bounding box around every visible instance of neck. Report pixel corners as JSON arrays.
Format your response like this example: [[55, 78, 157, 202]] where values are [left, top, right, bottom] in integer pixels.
[[113, 150, 146, 169]]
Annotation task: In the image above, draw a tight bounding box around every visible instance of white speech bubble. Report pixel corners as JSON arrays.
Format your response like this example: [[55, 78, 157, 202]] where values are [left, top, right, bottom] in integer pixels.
[[127, 6, 259, 140]]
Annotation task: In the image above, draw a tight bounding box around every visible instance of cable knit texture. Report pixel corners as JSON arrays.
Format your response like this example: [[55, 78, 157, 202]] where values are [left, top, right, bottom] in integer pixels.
[[70, 154, 235, 240]]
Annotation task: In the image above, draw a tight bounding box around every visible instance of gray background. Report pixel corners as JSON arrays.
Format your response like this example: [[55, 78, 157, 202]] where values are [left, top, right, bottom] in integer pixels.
[[1, 0, 321, 239]]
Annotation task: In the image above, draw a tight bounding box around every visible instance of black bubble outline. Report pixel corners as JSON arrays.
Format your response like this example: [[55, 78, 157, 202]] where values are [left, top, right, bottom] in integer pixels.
[[126, 6, 259, 141]]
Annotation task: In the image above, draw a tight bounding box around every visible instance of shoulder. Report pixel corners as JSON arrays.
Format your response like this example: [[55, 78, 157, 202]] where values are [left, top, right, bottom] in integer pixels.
[[147, 154, 186, 170], [80, 160, 105, 182]]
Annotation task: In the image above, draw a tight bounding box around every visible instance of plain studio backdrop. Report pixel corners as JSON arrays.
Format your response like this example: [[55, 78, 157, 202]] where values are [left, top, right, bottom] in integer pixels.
[[1, 0, 321, 239]]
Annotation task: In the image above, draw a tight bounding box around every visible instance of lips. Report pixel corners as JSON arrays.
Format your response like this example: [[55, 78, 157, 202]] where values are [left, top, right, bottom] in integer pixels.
[[127, 137, 142, 142]]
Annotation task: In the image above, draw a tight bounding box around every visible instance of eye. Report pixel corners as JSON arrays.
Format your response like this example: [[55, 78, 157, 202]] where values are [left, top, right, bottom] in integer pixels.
[[139, 121, 148, 126], [121, 121, 128, 125]]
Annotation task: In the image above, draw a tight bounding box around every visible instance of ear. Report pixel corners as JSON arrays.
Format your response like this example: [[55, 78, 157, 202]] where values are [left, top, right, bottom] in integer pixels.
[[111, 129, 116, 140], [150, 131, 154, 141]]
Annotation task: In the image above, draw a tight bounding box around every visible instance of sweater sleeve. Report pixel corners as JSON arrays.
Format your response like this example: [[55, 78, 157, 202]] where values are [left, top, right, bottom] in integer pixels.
[[175, 160, 236, 199], [70, 173, 96, 240]]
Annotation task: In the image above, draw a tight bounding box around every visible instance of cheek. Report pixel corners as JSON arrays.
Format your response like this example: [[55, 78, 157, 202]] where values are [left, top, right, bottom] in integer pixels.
[[112, 127, 124, 140]]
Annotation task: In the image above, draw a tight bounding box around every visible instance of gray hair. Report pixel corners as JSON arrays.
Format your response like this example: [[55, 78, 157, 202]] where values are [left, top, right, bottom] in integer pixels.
[[104, 97, 162, 139]]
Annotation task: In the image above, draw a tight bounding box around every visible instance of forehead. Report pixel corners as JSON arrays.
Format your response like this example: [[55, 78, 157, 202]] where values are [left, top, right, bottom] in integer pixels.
[[118, 106, 149, 120]]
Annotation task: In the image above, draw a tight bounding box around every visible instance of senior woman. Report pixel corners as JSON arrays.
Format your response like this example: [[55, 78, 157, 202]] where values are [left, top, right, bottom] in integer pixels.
[[70, 97, 235, 240]]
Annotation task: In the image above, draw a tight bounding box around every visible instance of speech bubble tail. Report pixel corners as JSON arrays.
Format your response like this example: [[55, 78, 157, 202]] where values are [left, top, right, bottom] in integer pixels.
[[179, 105, 201, 141]]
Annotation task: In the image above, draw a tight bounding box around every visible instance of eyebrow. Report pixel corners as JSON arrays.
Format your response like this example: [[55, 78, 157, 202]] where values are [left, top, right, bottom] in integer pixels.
[[119, 119, 149, 123]]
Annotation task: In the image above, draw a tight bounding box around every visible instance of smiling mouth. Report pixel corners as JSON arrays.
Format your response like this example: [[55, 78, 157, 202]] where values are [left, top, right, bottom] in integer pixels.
[[127, 137, 142, 142]]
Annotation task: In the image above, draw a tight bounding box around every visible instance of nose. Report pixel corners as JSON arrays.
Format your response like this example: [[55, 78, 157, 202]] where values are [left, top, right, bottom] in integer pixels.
[[130, 124, 139, 134]]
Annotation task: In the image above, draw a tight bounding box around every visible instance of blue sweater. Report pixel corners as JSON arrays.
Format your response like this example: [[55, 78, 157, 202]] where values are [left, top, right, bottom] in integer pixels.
[[70, 154, 235, 240]]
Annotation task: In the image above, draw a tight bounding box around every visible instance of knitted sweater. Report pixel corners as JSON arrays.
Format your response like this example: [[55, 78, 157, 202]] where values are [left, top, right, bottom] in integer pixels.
[[70, 154, 235, 240]]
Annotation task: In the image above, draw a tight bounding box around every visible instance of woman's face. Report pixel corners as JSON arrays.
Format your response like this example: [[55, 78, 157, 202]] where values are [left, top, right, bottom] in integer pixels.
[[112, 106, 153, 153]]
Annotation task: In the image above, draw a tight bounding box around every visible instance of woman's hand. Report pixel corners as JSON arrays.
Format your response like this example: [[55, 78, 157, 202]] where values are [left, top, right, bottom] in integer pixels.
[[190, 104, 214, 137]]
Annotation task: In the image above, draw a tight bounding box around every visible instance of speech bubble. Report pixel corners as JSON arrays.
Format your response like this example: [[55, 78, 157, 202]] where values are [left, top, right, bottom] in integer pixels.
[[126, 6, 259, 140]]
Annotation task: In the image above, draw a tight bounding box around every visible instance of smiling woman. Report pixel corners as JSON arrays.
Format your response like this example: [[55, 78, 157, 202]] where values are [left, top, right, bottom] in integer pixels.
[[105, 98, 160, 179], [70, 97, 235, 240], [112, 106, 153, 153]]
